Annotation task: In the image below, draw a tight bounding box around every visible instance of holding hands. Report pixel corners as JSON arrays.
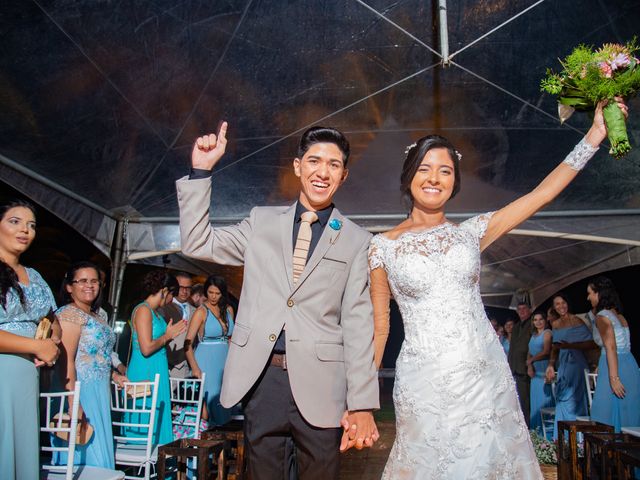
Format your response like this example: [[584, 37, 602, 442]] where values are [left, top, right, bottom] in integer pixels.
[[339, 410, 380, 452], [192, 121, 228, 170], [33, 337, 60, 367]]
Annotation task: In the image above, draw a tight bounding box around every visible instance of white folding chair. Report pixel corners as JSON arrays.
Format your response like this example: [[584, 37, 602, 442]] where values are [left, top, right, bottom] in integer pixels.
[[41, 381, 125, 480], [111, 374, 160, 480], [584, 368, 598, 412], [540, 374, 557, 440], [170, 375, 206, 439]]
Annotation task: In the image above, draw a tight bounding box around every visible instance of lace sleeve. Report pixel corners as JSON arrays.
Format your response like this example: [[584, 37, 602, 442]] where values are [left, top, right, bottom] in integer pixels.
[[57, 305, 88, 326], [368, 236, 385, 271], [463, 211, 495, 240]]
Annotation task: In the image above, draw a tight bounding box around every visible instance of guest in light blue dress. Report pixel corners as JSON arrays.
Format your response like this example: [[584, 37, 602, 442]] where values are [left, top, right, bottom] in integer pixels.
[[527, 311, 554, 432], [501, 319, 514, 354], [185, 275, 236, 425], [587, 277, 640, 431], [124, 271, 186, 446], [53, 262, 127, 468], [0, 199, 60, 480], [545, 294, 594, 440]]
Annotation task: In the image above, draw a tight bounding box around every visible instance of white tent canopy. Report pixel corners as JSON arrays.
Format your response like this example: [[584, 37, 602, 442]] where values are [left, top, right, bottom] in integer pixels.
[[1, 0, 639, 317]]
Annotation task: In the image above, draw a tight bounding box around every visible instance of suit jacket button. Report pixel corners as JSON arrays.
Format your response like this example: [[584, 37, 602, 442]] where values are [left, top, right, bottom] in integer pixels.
[[269, 334, 277, 342], [287, 299, 294, 307]]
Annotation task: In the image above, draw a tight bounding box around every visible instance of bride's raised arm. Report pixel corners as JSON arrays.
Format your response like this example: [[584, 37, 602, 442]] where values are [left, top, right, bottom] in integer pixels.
[[480, 99, 627, 252]]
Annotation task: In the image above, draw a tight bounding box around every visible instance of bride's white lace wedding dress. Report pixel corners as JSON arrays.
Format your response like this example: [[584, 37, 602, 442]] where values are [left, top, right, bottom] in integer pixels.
[[369, 213, 542, 480]]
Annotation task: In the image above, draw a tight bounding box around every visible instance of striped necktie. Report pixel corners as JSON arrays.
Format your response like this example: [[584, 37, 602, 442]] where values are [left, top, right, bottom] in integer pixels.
[[292, 211, 318, 284]]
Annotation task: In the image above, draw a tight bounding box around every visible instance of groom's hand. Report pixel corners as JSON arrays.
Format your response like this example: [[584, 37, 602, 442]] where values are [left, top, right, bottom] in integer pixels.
[[191, 121, 228, 170], [339, 410, 379, 452]]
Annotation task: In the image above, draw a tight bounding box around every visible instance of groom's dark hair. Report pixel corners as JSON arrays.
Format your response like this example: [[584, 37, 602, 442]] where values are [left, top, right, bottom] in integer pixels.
[[298, 126, 350, 166]]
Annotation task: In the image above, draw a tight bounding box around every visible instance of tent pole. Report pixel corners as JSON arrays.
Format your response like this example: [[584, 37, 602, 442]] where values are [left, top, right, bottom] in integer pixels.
[[109, 218, 128, 329], [438, 0, 450, 65]]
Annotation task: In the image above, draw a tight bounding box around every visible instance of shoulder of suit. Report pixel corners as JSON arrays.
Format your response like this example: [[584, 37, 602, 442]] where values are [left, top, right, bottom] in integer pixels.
[[248, 205, 291, 218], [339, 215, 372, 243]]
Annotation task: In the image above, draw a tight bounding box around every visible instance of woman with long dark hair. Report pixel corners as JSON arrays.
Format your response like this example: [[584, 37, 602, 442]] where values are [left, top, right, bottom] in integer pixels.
[[587, 276, 640, 430], [0, 199, 60, 480], [544, 293, 595, 438], [124, 270, 186, 445], [53, 261, 127, 468], [185, 275, 235, 425], [368, 100, 627, 478], [527, 311, 554, 433]]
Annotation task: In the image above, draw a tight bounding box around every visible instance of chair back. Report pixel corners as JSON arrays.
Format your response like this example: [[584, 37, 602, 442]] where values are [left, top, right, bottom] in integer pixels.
[[40, 381, 82, 480], [170, 375, 206, 439], [111, 374, 160, 459], [584, 369, 598, 411]]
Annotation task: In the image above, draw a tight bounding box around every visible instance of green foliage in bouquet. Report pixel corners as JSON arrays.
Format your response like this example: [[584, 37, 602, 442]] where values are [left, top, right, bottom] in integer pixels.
[[530, 430, 558, 465], [541, 39, 640, 158]]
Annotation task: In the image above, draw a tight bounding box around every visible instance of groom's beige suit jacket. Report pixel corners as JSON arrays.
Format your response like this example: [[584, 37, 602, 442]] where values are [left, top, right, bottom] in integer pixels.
[[176, 177, 379, 428]]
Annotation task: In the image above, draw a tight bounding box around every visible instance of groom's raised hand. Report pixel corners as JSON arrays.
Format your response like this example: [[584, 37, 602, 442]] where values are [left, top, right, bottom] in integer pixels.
[[191, 121, 228, 171], [339, 410, 380, 452]]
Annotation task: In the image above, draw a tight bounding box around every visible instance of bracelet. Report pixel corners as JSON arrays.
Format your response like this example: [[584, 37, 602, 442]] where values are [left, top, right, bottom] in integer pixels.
[[562, 137, 598, 171], [610, 375, 620, 381]]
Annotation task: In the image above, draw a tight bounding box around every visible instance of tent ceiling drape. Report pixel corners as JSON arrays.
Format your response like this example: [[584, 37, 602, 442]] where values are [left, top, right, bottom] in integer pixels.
[[1, 0, 639, 309]]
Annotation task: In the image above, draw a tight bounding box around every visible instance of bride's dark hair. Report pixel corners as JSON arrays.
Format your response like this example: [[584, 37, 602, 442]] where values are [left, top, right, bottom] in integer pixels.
[[400, 135, 461, 210], [0, 199, 37, 310]]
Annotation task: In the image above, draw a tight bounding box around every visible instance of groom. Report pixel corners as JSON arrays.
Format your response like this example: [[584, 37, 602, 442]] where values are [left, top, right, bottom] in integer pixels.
[[176, 122, 379, 479]]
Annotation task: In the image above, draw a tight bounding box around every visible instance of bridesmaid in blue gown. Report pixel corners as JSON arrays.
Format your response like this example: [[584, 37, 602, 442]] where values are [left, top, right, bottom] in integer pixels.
[[124, 271, 186, 446], [53, 262, 128, 468], [545, 294, 595, 440], [526, 311, 554, 433], [0, 199, 60, 480], [185, 275, 235, 425], [587, 277, 640, 431]]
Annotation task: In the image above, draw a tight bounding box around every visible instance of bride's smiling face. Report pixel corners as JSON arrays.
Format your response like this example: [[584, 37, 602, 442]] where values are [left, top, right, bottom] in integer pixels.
[[410, 148, 456, 210]]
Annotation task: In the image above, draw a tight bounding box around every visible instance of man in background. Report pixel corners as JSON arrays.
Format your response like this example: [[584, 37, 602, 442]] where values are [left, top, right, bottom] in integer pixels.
[[158, 271, 195, 378], [507, 301, 533, 426]]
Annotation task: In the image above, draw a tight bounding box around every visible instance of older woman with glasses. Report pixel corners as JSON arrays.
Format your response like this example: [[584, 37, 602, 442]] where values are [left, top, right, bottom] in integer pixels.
[[53, 261, 127, 468]]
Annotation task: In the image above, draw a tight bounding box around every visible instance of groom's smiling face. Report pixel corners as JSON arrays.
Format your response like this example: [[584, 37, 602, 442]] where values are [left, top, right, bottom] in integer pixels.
[[293, 142, 348, 211]]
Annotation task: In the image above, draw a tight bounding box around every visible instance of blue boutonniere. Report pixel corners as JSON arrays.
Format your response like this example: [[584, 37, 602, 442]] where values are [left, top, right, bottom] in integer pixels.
[[329, 219, 342, 231]]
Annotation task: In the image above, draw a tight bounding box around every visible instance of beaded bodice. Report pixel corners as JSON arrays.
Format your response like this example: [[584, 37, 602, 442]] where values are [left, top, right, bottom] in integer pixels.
[[57, 304, 115, 383], [0, 268, 56, 338]]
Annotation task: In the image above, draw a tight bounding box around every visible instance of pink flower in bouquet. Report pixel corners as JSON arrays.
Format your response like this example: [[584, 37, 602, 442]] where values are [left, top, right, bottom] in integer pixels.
[[599, 61, 613, 78], [610, 53, 631, 70]]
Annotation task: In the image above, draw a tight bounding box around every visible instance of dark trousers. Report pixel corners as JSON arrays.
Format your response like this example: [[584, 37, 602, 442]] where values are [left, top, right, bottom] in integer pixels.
[[513, 373, 531, 427], [244, 365, 342, 480]]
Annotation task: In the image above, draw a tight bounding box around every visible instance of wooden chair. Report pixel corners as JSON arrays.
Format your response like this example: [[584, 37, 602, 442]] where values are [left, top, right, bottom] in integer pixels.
[[557, 420, 613, 480]]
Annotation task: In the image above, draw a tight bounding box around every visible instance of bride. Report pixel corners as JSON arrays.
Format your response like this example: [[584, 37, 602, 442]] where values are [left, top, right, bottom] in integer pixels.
[[368, 99, 627, 479]]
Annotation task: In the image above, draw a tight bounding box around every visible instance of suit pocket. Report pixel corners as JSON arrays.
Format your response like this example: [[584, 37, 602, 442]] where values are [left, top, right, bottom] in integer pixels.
[[318, 257, 347, 271], [230, 323, 251, 347], [315, 342, 345, 362]]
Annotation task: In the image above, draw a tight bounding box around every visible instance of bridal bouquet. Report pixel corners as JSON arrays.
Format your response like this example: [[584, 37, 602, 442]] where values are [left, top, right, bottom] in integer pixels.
[[540, 39, 640, 158]]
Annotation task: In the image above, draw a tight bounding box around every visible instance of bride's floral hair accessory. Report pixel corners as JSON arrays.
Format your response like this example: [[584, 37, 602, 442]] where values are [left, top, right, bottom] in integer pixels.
[[405, 141, 462, 162], [404, 142, 417, 155]]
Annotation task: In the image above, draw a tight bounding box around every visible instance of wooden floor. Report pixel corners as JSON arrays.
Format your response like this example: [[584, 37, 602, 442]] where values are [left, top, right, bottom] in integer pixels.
[[340, 385, 394, 480]]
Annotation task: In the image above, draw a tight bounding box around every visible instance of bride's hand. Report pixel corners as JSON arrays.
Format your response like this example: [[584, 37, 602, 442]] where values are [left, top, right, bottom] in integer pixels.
[[339, 410, 379, 452]]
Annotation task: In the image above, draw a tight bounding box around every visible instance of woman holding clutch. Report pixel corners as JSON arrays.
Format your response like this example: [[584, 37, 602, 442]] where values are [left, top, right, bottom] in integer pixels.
[[0, 199, 60, 480]]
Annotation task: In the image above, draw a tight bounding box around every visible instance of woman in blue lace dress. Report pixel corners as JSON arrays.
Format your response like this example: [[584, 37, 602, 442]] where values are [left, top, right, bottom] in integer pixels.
[[124, 271, 186, 446], [185, 275, 235, 425], [0, 199, 60, 480], [527, 311, 554, 432], [53, 261, 128, 468], [545, 294, 595, 439], [587, 277, 640, 431]]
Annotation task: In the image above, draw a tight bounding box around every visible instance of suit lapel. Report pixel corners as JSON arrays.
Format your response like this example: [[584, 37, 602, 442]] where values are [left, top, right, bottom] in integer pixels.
[[280, 204, 297, 291], [291, 208, 344, 291]]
